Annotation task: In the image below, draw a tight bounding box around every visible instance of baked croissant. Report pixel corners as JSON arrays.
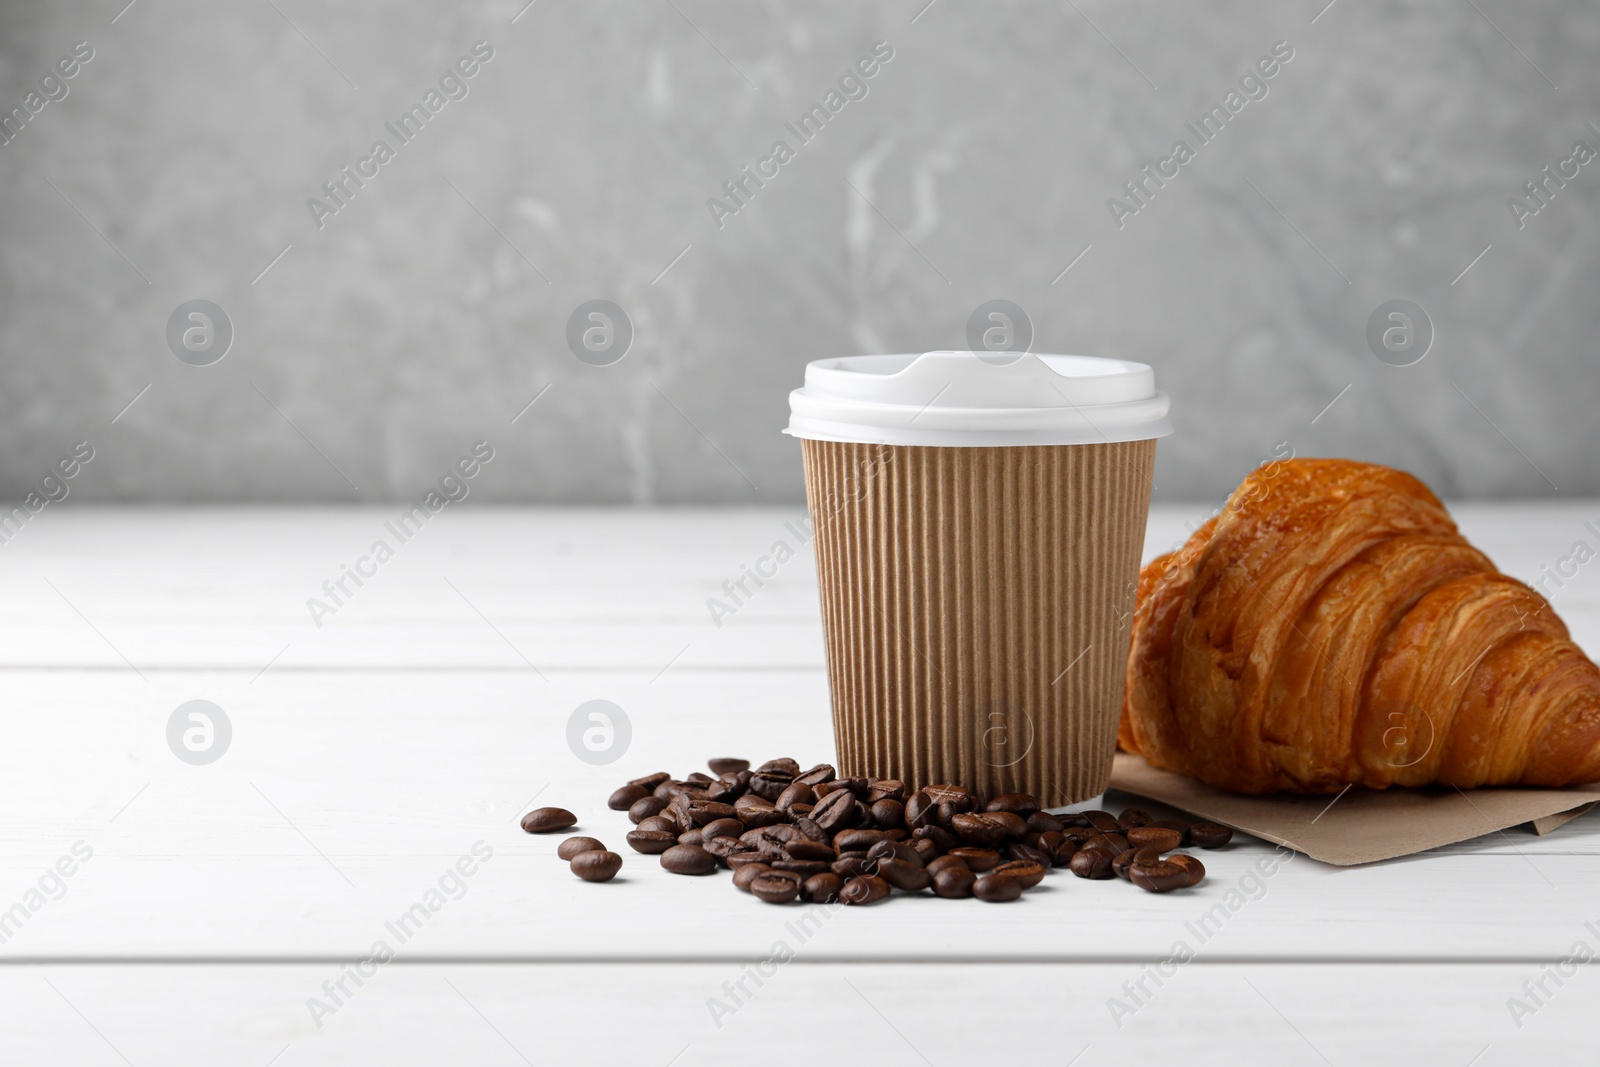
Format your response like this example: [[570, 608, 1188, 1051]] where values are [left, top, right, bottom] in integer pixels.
[[1119, 458, 1600, 793]]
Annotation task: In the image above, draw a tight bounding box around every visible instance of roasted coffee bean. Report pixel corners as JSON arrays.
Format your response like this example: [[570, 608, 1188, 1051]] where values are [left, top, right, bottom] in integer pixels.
[[1025, 811, 1065, 834], [686, 800, 739, 826], [811, 779, 846, 798], [521, 807, 577, 834], [840, 874, 891, 905], [1005, 843, 1052, 869], [771, 859, 830, 879], [701, 818, 744, 841], [932, 865, 976, 898], [733, 795, 785, 828], [702, 835, 750, 859], [732, 862, 773, 891], [685, 772, 714, 787], [1126, 826, 1183, 853], [904, 791, 936, 830], [755, 757, 801, 777], [1084, 810, 1122, 834], [1167, 854, 1206, 887], [557, 837, 605, 860], [926, 854, 969, 876], [707, 758, 750, 776], [810, 789, 858, 833], [1047, 838, 1080, 867], [803, 872, 843, 903], [985, 793, 1040, 818], [988, 812, 1029, 839], [923, 784, 975, 808], [749, 774, 793, 801], [570, 851, 623, 882], [785, 839, 837, 862], [834, 828, 885, 853], [909, 837, 939, 864], [628, 796, 669, 824], [636, 815, 677, 835], [936, 801, 963, 827], [877, 857, 932, 892], [750, 870, 802, 904], [1027, 830, 1064, 854], [608, 784, 649, 811], [629, 771, 672, 792], [947, 847, 1002, 872], [1150, 819, 1192, 846], [1057, 813, 1092, 829], [867, 779, 906, 803], [743, 824, 802, 849], [1061, 827, 1097, 846], [1190, 822, 1233, 849], [867, 841, 922, 868], [789, 817, 827, 843], [832, 855, 875, 879], [1129, 857, 1189, 893], [973, 872, 1023, 902], [1080, 832, 1130, 856], [881, 828, 910, 842], [626, 829, 678, 855], [795, 763, 836, 787], [1118, 807, 1154, 828], [951, 813, 1010, 847], [661, 844, 717, 875], [787, 803, 812, 817], [677, 829, 705, 847], [1112, 847, 1160, 881], [700, 778, 739, 803], [913, 825, 960, 853], [725, 851, 768, 871], [656, 780, 699, 799], [833, 777, 870, 798], [776, 782, 817, 811], [1069, 848, 1114, 879], [992, 860, 1045, 889], [870, 799, 906, 829]]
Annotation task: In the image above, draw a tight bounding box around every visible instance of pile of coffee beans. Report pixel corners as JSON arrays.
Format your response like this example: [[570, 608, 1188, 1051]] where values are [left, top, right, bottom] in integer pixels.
[[521, 757, 1234, 904]]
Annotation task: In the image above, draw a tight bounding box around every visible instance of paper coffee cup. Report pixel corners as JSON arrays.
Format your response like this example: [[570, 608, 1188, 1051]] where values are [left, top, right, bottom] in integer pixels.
[[787, 351, 1170, 806]]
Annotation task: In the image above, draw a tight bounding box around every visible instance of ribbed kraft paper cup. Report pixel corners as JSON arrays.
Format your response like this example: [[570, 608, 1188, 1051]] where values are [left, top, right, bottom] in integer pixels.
[[787, 352, 1171, 807]]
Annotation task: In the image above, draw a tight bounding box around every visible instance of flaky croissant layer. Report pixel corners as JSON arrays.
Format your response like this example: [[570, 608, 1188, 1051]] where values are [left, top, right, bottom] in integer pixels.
[[1118, 458, 1600, 794]]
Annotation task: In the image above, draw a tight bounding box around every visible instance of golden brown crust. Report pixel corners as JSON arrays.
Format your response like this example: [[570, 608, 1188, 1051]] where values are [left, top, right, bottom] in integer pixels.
[[1119, 458, 1600, 793]]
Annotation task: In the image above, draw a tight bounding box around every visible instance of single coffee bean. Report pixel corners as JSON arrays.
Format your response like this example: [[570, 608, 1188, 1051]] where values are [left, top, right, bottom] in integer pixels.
[[1118, 807, 1154, 828], [1061, 827, 1097, 846], [991, 860, 1045, 889], [626, 829, 677, 855], [1081, 832, 1130, 856], [725, 851, 767, 871], [973, 872, 1023, 902], [791, 817, 829, 843], [521, 807, 577, 834], [707, 758, 749, 776], [810, 789, 858, 833], [776, 782, 817, 812], [636, 816, 676, 835], [987, 811, 1029, 839], [1112, 846, 1160, 881], [748, 773, 793, 801], [1084, 810, 1121, 834], [877, 857, 933, 892], [950, 813, 1009, 847], [923, 784, 975, 809], [701, 776, 740, 803], [627, 771, 670, 791], [677, 829, 705, 847], [870, 799, 906, 829], [867, 840, 921, 867], [1025, 811, 1065, 834], [786, 839, 836, 862], [1129, 857, 1189, 893], [733, 795, 784, 828], [947, 847, 1002, 872], [755, 757, 800, 777], [834, 828, 886, 853], [832, 855, 875, 879], [701, 818, 744, 841], [1191, 822, 1234, 849], [985, 793, 1040, 818], [913, 824, 961, 853], [1126, 826, 1183, 853], [608, 784, 649, 811], [570, 850, 622, 882], [742, 824, 802, 849], [803, 872, 843, 903], [703, 835, 750, 858], [795, 763, 836, 787], [1069, 848, 1114, 879], [733, 862, 773, 891], [1005, 843, 1052, 869], [1048, 837, 1080, 867], [751, 870, 803, 904], [557, 836, 605, 861], [932, 866, 976, 899], [935, 801, 962, 828], [1168, 854, 1206, 887], [1058, 813, 1091, 829], [904, 791, 936, 830], [909, 837, 939, 864], [1028, 830, 1064, 853], [654, 780, 693, 799], [866, 779, 906, 803], [660, 844, 717, 875], [840, 874, 891, 905], [771, 859, 831, 879], [1150, 819, 1193, 846], [685, 772, 714, 786], [926, 853, 969, 875], [628, 796, 669, 824]]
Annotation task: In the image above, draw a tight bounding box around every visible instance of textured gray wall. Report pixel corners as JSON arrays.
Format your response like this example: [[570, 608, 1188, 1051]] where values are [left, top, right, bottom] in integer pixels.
[[1, 0, 1596, 504]]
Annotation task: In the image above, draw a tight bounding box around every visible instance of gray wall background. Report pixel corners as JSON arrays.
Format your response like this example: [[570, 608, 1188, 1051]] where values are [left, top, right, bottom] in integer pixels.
[[1, 0, 1596, 504]]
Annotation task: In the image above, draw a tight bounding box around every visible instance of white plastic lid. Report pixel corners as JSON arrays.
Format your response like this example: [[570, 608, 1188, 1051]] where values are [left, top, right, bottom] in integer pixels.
[[785, 351, 1173, 447]]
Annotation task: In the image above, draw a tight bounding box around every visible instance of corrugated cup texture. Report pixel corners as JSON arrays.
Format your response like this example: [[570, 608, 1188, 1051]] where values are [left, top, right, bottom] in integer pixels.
[[802, 439, 1156, 807]]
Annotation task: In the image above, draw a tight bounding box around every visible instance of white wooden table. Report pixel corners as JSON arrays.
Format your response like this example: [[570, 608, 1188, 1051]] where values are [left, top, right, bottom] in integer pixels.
[[3, 503, 1598, 1065]]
